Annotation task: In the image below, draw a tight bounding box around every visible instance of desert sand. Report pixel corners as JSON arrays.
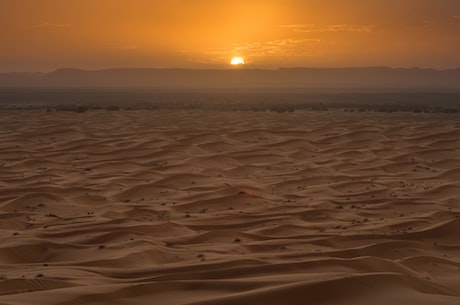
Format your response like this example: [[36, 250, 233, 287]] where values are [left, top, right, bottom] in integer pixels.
[[0, 109, 459, 305]]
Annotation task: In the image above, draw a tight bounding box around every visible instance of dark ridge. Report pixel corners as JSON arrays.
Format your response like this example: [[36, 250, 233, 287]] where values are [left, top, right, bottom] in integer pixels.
[[1, 67, 460, 90]]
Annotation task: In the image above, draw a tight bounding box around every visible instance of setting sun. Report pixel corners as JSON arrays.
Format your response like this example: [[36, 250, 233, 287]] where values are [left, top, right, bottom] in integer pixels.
[[230, 57, 245, 65]]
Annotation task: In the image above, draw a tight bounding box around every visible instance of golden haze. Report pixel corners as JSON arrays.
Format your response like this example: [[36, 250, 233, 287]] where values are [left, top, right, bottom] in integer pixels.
[[1, 0, 460, 71]]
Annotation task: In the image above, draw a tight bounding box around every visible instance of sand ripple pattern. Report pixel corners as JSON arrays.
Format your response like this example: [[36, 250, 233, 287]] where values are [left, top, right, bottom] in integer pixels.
[[1, 110, 460, 304]]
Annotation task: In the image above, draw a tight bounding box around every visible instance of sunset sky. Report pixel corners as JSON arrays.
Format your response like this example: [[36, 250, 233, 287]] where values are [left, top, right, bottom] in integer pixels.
[[1, 0, 460, 72]]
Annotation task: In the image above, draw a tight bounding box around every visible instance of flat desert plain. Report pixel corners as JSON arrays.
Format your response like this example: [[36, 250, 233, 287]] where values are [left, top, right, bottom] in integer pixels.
[[0, 109, 459, 305]]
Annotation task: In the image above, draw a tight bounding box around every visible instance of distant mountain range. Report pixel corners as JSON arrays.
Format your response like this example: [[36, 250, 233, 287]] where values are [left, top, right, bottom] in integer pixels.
[[1, 67, 460, 90]]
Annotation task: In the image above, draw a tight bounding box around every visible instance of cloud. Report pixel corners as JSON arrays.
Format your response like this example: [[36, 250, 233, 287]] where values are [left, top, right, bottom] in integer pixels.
[[200, 39, 320, 57], [194, 38, 321, 64], [233, 39, 321, 57], [280, 24, 374, 33], [30, 22, 72, 28]]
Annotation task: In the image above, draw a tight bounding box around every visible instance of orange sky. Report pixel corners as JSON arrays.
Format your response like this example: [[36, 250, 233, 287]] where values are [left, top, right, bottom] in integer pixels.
[[1, 0, 460, 71]]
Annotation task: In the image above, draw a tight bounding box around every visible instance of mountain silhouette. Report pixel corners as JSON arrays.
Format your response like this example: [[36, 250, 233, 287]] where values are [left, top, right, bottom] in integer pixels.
[[1, 67, 460, 90]]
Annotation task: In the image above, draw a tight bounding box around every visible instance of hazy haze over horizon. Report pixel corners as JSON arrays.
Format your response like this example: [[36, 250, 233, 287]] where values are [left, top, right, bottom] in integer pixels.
[[1, 0, 460, 72]]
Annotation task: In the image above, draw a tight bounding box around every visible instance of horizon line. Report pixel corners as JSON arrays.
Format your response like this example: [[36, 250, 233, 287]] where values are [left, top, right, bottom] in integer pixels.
[[2, 65, 460, 74]]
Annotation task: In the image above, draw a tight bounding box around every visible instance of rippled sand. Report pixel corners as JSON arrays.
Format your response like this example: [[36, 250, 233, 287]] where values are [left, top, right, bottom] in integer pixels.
[[0, 109, 459, 305]]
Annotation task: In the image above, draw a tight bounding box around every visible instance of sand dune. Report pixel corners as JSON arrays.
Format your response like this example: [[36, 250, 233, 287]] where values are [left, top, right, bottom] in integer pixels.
[[0, 109, 459, 304]]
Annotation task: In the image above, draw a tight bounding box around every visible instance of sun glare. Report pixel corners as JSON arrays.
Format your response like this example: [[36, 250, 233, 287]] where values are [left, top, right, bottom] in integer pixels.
[[230, 57, 245, 65]]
